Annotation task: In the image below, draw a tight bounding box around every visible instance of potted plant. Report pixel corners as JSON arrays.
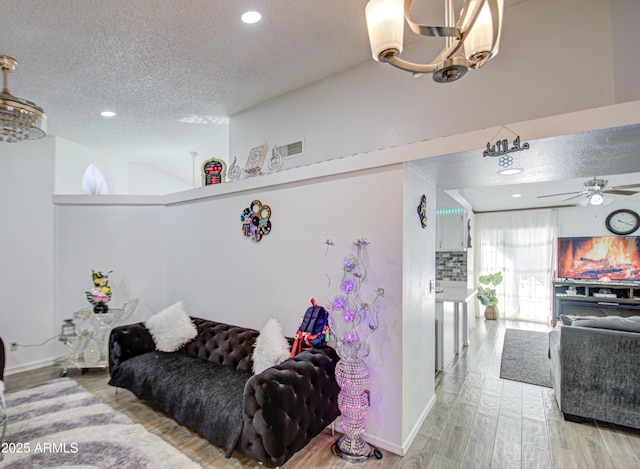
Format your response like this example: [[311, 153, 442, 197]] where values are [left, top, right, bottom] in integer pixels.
[[477, 272, 502, 320]]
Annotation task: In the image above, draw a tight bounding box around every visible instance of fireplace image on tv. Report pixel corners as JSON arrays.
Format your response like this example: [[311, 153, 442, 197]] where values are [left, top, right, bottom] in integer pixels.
[[558, 236, 640, 281]]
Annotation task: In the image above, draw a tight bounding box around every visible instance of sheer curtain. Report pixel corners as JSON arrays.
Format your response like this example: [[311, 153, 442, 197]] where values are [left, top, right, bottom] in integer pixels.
[[475, 209, 556, 323]]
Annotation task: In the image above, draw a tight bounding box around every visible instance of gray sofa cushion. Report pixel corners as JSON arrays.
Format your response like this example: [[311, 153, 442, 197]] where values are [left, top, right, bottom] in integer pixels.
[[549, 323, 640, 429], [560, 314, 640, 332], [109, 351, 252, 453]]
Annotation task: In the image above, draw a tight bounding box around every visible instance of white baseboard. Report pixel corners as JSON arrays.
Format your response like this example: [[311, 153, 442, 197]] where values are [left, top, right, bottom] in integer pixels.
[[399, 394, 437, 455], [334, 394, 436, 457], [5, 358, 55, 376], [363, 432, 404, 456]]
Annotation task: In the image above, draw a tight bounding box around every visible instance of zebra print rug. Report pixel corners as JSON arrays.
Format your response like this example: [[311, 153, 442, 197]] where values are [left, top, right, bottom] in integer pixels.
[[1, 378, 201, 468]]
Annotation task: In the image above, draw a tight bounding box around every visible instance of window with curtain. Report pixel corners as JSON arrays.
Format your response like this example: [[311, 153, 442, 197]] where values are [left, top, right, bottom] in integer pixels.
[[475, 209, 556, 323]]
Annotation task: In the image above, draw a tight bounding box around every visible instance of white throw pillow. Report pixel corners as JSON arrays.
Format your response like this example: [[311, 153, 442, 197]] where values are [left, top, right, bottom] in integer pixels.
[[145, 302, 197, 352], [252, 318, 291, 374]]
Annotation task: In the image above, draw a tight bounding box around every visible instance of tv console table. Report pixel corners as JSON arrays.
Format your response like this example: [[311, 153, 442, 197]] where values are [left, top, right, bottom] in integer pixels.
[[553, 280, 640, 325]]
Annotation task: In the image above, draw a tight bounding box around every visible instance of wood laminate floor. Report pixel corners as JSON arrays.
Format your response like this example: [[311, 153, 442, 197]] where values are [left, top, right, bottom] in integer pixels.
[[5, 318, 640, 468]]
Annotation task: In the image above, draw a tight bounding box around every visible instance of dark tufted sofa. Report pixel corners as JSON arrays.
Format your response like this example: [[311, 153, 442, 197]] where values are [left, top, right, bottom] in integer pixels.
[[108, 317, 340, 468]]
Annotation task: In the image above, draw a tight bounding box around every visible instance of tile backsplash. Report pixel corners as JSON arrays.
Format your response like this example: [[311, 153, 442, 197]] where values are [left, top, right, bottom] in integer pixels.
[[436, 251, 467, 282]]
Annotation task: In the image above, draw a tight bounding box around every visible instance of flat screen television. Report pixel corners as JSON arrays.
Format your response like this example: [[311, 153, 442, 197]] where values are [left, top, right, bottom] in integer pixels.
[[557, 236, 640, 281]]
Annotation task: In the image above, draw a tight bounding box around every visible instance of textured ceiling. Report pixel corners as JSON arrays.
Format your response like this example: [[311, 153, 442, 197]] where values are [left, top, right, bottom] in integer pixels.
[[1, 0, 376, 180], [1, 0, 535, 186], [2, 0, 638, 210]]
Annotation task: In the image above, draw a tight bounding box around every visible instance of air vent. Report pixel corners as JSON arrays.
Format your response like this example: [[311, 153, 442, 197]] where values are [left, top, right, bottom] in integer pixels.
[[273, 139, 304, 159]]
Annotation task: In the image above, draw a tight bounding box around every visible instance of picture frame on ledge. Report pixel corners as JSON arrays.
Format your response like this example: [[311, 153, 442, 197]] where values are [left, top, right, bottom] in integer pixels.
[[244, 142, 268, 177]]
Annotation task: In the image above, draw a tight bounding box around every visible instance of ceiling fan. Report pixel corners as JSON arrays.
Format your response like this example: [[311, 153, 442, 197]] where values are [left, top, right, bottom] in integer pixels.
[[537, 177, 640, 206]]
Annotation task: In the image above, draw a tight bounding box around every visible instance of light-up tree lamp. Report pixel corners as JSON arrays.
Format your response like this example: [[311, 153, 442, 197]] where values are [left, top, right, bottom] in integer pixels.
[[325, 238, 383, 462]]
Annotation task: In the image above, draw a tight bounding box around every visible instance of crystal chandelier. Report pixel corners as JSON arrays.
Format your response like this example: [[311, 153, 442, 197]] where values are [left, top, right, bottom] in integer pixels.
[[365, 0, 504, 82], [0, 56, 47, 143]]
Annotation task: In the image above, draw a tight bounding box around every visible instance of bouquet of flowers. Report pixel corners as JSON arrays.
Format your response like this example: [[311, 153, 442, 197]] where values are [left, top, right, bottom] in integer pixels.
[[85, 270, 112, 313]]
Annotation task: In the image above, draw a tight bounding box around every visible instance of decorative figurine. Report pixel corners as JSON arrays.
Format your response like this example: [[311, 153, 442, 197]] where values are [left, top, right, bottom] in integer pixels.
[[417, 194, 427, 228]]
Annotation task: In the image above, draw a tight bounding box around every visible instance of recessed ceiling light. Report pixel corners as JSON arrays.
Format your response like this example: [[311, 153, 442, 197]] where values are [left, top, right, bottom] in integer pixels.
[[499, 168, 523, 176], [241, 10, 262, 24], [100, 111, 116, 117], [512, 193, 522, 198]]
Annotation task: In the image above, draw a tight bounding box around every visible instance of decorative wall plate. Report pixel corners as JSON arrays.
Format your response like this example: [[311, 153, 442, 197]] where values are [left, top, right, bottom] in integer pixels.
[[201, 157, 227, 185], [241, 200, 272, 242]]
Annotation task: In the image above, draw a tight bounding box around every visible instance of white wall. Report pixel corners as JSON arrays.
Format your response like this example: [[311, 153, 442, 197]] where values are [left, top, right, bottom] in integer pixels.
[[610, 0, 640, 103], [0, 137, 56, 373], [165, 165, 407, 452], [127, 162, 192, 195], [229, 0, 623, 171], [55, 137, 129, 194], [50, 161, 410, 452], [401, 164, 437, 446], [55, 138, 194, 195], [54, 203, 168, 336], [557, 198, 640, 238], [48, 160, 444, 454]]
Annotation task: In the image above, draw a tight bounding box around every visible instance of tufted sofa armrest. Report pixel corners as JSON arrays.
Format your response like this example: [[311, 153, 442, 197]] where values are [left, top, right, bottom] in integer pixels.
[[238, 347, 340, 468], [109, 322, 156, 375]]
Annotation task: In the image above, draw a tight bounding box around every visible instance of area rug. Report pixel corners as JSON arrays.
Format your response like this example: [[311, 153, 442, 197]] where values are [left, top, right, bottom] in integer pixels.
[[1, 378, 201, 468], [500, 328, 552, 388]]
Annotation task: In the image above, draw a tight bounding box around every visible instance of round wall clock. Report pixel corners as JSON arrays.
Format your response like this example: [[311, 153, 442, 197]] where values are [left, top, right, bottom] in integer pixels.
[[605, 209, 640, 235]]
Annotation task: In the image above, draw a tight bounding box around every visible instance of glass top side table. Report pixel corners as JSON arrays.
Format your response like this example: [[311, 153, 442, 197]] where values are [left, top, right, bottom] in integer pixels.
[[56, 299, 138, 376]]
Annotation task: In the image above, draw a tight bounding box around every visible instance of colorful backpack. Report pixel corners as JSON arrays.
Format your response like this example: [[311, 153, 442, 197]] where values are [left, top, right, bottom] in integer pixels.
[[290, 299, 329, 357]]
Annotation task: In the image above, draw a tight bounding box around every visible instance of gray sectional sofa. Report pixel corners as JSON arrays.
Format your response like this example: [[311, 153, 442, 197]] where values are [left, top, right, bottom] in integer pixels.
[[549, 315, 640, 429]]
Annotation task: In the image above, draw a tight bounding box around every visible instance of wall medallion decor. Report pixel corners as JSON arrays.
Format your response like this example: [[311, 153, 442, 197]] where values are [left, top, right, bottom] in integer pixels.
[[417, 194, 427, 229], [201, 157, 227, 185], [241, 200, 272, 242]]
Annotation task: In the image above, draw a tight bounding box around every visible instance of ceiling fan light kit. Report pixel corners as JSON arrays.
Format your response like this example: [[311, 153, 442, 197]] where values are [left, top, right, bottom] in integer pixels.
[[589, 192, 604, 206], [365, 0, 503, 82], [0, 56, 47, 143], [538, 177, 640, 207]]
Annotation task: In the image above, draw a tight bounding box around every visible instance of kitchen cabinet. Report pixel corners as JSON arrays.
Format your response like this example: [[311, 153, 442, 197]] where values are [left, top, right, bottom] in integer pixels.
[[436, 212, 466, 251]]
